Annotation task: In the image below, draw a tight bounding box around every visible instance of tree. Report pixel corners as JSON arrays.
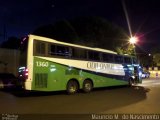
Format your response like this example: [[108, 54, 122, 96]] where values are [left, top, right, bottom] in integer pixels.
[[33, 16, 132, 54], [149, 45, 160, 66], [70, 16, 129, 51], [153, 53, 160, 66], [33, 20, 79, 43], [116, 44, 134, 55]]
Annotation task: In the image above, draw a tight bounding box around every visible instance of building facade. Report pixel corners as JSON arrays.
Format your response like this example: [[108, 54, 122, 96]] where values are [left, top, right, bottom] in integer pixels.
[[0, 48, 20, 76]]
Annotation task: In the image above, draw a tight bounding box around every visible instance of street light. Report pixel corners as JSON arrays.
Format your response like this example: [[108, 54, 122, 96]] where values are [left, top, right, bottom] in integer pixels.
[[129, 36, 138, 44], [129, 36, 138, 57]]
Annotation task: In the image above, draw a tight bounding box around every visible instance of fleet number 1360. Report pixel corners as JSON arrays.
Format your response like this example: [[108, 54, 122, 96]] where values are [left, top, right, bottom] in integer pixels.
[[36, 61, 49, 67]]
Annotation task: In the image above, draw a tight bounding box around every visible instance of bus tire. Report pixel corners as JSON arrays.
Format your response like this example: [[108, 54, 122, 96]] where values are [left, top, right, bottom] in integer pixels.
[[67, 80, 78, 94], [82, 79, 93, 93]]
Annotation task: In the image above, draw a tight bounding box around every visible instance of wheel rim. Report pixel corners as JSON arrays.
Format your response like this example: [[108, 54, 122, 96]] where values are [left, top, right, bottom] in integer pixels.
[[83, 80, 92, 93], [68, 82, 78, 94], [69, 85, 76, 93], [85, 83, 91, 91]]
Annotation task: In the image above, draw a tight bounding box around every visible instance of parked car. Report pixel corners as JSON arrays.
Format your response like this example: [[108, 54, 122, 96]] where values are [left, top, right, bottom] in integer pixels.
[[141, 72, 146, 78], [141, 71, 150, 78], [0, 73, 20, 89], [145, 71, 150, 78]]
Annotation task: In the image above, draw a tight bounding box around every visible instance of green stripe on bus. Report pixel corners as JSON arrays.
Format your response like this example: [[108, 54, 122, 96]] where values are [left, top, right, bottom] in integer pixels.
[[32, 57, 128, 91]]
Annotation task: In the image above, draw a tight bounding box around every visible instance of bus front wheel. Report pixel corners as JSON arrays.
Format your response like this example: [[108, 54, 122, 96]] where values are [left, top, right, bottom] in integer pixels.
[[67, 80, 78, 94], [83, 80, 93, 93]]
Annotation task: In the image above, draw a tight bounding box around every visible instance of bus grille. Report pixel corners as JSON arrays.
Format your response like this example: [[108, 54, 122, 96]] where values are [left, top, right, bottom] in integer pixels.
[[35, 73, 48, 88]]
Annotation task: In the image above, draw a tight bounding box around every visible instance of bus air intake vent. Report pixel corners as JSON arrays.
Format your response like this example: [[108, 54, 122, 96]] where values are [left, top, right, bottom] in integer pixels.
[[35, 73, 48, 88]]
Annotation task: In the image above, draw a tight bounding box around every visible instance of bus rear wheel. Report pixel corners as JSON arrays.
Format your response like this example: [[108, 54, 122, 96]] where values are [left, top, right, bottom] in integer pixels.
[[67, 80, 78, 94], [83, 80, 93, 93]]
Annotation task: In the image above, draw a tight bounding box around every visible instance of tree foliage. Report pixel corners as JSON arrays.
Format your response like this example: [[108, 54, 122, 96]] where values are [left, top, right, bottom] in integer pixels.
[[33, 20, 79, 43], [153, 53, 160, 66], [149, 45, 160, 66], [116, 44, 135, 55], [0, 16, 134, 55], [33, 16, 131, 54], [70, 16, 129, 51]]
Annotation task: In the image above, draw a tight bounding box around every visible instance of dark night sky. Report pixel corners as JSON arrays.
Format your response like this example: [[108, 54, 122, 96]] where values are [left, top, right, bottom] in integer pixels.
[[1, 0, 160, 52]]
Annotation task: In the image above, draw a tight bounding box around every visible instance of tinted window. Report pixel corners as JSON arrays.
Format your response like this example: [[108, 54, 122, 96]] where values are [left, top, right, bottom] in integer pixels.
[[102, 53, 114, 63], [49, 44, 70, 57], [34, 41, 46, 55], [50, 44, 56, 55], [88, 51, 100, 61], [115, 55, 123, 63], [124, 57, 132, 64], [56, 46, 69, 56], [72, 47, 87, 59]]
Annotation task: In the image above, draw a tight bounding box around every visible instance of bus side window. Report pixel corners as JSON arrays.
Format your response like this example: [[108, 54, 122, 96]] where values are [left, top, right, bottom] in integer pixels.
[[72, 47, 87, 60], [56, 46, 69, 56], [49, 44, 70, 57], [50, 44, 56, 55], [124, 57, 132, 64], [88, 51, 100, 61], [34, 41, 46, 55], [102, 53, 114, 63], [115, 55, 123, 64]]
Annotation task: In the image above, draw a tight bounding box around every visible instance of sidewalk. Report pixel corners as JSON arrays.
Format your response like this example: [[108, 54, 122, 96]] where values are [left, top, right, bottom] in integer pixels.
[[149, 71, 160, 78], [146, 76, 160, 80], [144, 77, 160, 80], [141, 77, 160, 87]]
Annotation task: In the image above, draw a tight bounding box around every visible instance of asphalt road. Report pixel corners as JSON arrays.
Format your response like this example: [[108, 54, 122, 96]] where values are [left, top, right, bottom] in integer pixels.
[[0, 78, 160, 119]]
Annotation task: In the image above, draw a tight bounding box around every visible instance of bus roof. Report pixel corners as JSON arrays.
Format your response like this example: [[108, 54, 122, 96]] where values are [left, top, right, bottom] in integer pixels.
[[29, 34, 117, 54]]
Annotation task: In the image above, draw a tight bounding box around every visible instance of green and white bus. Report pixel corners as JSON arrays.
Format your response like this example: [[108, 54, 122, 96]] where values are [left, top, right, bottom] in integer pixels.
[[18, 35, 142, 94]]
